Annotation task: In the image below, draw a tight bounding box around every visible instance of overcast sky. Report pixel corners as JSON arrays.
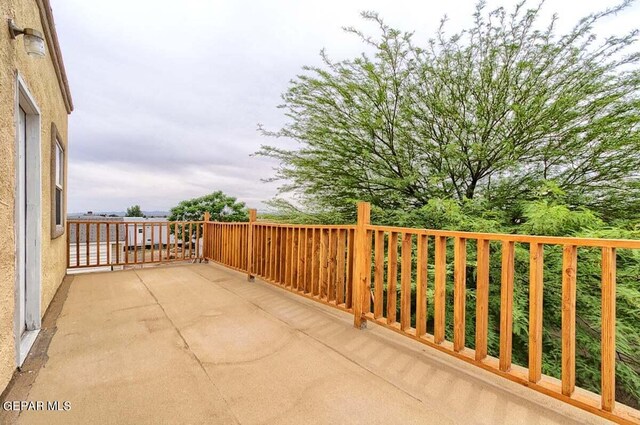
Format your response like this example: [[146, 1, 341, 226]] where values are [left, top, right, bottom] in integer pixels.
[[52, 0, 639, 213]]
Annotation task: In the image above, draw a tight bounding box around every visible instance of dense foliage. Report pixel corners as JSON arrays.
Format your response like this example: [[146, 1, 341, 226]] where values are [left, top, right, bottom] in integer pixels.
[[168, 191, 248, 222], [258, 1, 640, 407], [168, 191, 249, 241], [125, 204, 144, 217]]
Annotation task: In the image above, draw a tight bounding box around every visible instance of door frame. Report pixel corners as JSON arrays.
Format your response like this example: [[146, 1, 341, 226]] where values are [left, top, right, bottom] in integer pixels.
[[14, 73, 42, 366]]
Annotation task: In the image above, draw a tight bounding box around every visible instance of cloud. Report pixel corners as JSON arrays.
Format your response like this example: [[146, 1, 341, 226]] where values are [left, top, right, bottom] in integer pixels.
[[68, 159, 281, 212], [53, 0, 639, 213]]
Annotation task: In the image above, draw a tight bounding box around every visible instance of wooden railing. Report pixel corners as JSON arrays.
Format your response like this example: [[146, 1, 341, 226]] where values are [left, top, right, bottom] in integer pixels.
[[205, 222, 250, 272], [199, 203, 640, 425], [67, 205, 639, 423], [355, 208, 640, 424], [206, 218, 357, 310], [254, 223, 356, 309], [66, 220, 204, 269]]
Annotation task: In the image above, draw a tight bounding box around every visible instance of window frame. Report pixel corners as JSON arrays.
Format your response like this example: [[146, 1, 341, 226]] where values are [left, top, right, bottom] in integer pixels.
[[50, 122, 66, 239]]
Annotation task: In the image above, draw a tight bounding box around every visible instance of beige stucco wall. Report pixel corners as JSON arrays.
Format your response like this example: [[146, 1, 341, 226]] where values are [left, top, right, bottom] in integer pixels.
[[0, 0, 70, 393]]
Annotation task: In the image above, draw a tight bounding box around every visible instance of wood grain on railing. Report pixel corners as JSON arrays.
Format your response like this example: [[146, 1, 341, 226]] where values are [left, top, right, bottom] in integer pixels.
[[387, 232, 398, 325], [400, 233, 412, 331], [453, 236, 466, 352], [205, 217, 357, 315], [415, 234, 428, 337], [434, 235, 446, 344], [475, 238, 490, 361], [373, 230, 384, 319], [601, 247, 617, 412], [562, 244, 578, 396], [499, 240, 515, 372], [528, 242, 544, 383], [353, 202, 371, 328]]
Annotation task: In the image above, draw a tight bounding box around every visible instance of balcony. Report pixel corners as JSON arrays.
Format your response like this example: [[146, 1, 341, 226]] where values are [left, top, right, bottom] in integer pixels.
[[0, 263, 614, 425], [2, 203, 639, 424]]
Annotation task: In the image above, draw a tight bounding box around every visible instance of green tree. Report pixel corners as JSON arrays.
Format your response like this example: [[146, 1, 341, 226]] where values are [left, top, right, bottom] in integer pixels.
[[258, 1, 640, 221], [168, 191, 248, 222], [125, 205, 144, 217]]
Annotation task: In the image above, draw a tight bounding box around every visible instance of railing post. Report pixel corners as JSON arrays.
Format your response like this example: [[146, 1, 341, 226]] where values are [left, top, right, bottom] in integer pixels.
[[247, 208, 257, 281], [601, 247, 616, 412], [202, 212, 210, 261], [353, 201, 370, 329]]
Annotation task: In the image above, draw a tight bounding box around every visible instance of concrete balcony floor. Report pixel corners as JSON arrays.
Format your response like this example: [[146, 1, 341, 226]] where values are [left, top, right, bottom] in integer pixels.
[[1, 263, 610, 424]]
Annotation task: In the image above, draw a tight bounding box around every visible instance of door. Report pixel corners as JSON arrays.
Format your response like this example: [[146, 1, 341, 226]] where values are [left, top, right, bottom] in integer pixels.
[[17, 105, 27, 337], [15, 77, 42, 366]]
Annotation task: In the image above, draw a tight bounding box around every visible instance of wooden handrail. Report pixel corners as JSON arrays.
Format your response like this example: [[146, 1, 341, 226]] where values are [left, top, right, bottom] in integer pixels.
[[367, 224, 640, 249], [255, 222, 357, 230]]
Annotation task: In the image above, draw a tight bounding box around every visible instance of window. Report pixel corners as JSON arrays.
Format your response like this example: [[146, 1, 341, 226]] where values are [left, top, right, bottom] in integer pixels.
[[50, 123, 65, 239], [55, 142, 63, 225]]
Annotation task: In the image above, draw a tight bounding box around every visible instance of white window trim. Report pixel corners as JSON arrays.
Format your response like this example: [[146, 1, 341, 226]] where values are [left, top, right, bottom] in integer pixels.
[[51, 122, 65, 238], [15, 73, 42, 367]]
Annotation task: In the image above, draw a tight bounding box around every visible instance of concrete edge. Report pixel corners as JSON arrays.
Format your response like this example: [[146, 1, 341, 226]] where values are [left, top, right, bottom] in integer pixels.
[[0, 274, 74, 425]]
